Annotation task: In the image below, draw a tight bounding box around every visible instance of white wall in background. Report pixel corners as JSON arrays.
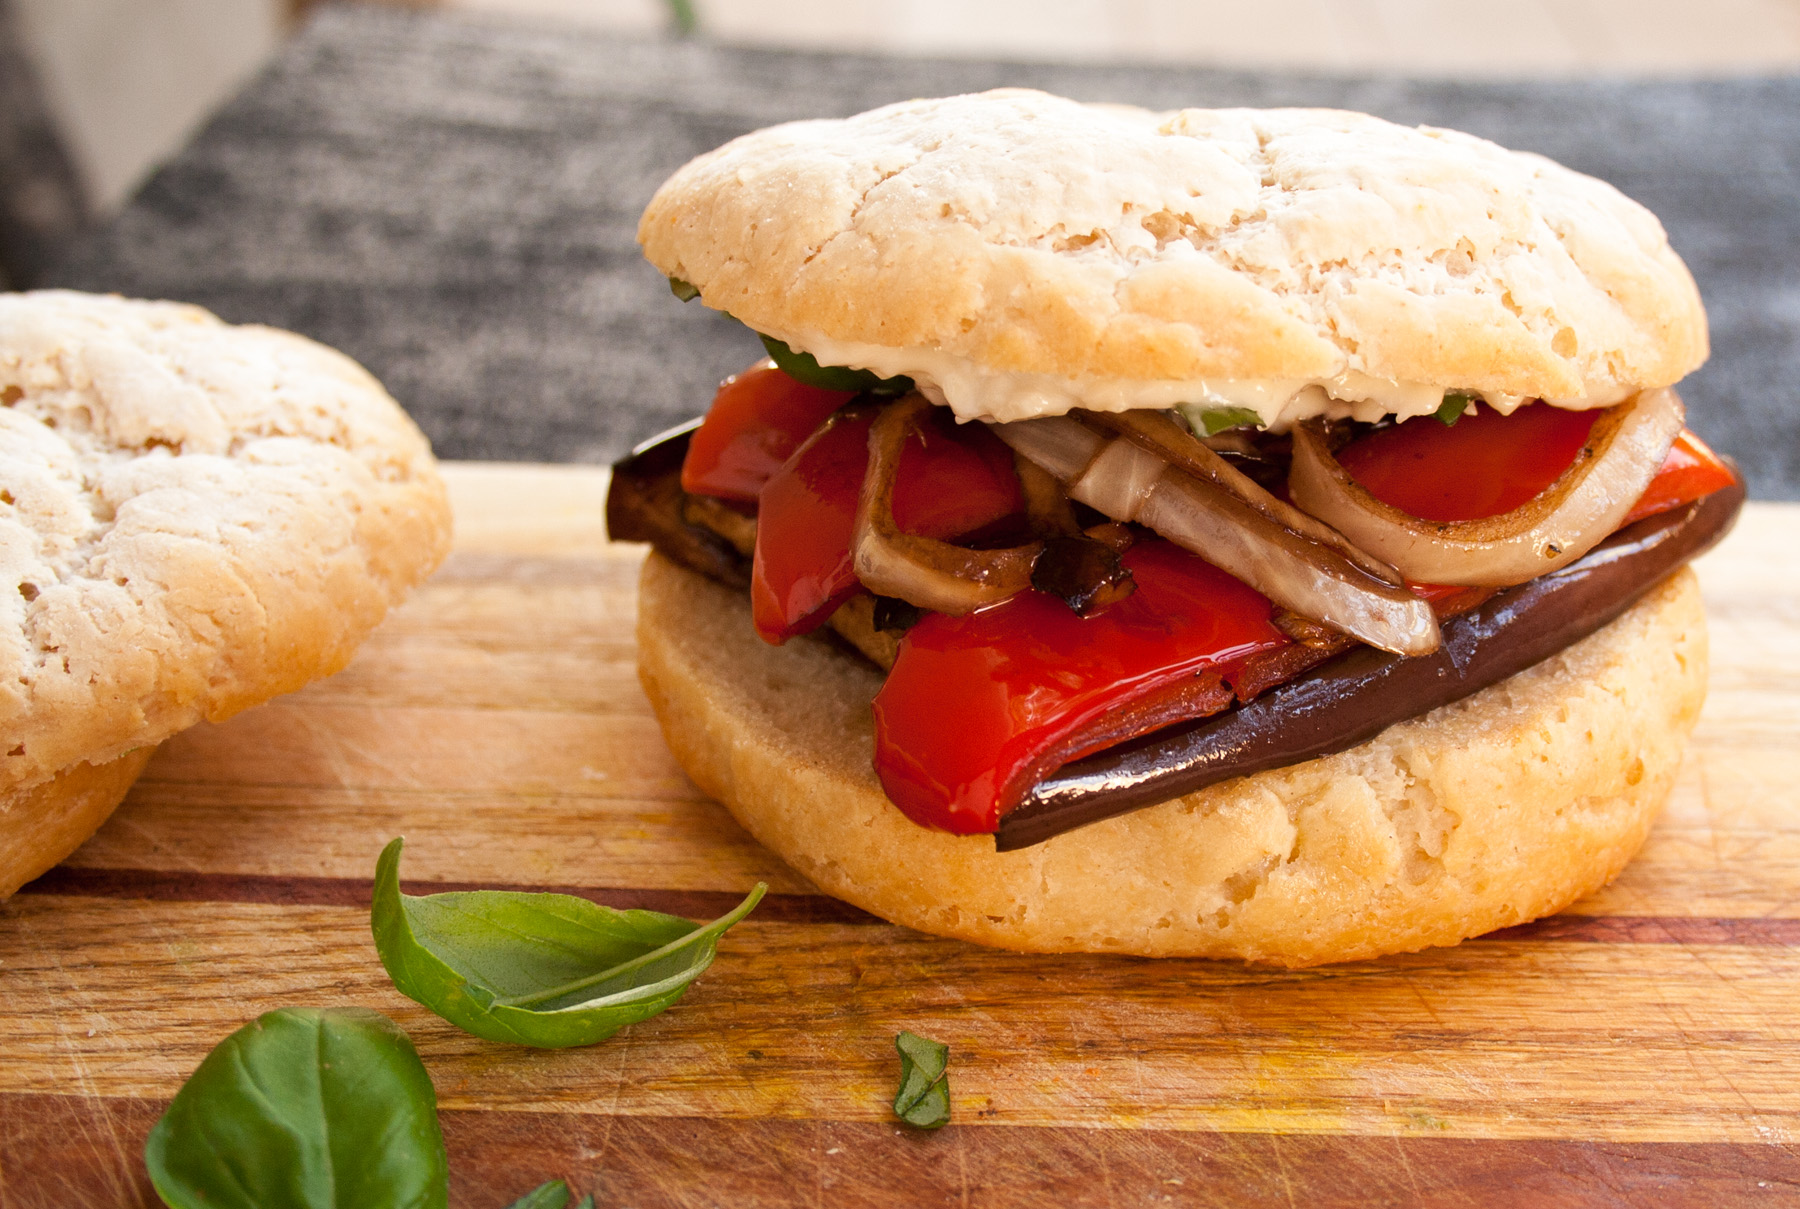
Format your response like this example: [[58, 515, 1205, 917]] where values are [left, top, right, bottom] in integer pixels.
[[13, 0, 283, 212], [447, 0, 664, 30], [449, 0, 1800, 75]]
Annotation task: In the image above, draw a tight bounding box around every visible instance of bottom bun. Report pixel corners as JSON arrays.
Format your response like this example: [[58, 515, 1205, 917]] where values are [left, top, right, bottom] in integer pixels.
[[1, 746, 156, 899], [638, 552, 1707, 964]]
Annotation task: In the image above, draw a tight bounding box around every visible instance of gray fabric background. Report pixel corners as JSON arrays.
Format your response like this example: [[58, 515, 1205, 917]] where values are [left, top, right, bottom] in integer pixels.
[[46, 5, 1800, 498]]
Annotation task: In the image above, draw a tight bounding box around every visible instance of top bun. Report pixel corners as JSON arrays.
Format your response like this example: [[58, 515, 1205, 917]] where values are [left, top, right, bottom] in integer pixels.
[[640, 90, 1707, 426], [0, 291, 451, 798]]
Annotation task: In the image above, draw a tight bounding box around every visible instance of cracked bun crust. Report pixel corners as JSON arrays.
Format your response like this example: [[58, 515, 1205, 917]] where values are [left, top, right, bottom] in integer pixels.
[[641, 90, 1706, 417], [0, 291, 452, 895], [638, 552, 1706, 964]]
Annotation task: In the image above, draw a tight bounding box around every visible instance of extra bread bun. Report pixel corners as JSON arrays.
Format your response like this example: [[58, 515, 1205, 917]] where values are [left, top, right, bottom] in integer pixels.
[[638, 551, 1706, 965], [0, 291, 452, 896], [641, 90, 1707, 424]]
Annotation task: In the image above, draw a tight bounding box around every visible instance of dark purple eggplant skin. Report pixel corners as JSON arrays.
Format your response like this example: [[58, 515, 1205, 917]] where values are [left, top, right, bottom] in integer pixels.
[[994, 475, 1744, 851], [607, 420, 750, 589]]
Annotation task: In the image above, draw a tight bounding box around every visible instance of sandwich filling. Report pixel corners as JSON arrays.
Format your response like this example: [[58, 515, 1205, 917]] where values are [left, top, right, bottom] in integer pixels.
[[609, 347, 1739, 846]]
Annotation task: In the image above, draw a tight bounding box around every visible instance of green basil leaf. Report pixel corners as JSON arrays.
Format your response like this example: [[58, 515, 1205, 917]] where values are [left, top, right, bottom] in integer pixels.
[[1176, 403, 1264, 437], [144, 1007, 447, 1209], [501, 1180, 593, 1209], [668, 276, 701, 302], [758, 333, 913, 396], [892, 1030, 951, 1130], [898, 1078, 951, 1129], [505, 1181, 578, 1209], [1436, 391, 1475, 426], [372, 837, 766, 1048]]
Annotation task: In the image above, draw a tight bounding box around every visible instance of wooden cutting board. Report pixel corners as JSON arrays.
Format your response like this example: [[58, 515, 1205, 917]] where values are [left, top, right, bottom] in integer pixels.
[[4, 463, 1797, 1208]]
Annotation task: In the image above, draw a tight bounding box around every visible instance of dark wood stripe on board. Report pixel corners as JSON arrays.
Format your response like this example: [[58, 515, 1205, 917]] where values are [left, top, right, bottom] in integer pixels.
[[1488, 913, 1800, 946], [4, 1094, 1797, 1209], [16, 866, 877, 925], [19, 866, 1800, 946]]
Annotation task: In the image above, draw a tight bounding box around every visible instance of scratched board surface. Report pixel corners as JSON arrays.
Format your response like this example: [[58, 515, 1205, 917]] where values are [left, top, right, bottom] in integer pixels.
[[2, 466, 1798, 1208]]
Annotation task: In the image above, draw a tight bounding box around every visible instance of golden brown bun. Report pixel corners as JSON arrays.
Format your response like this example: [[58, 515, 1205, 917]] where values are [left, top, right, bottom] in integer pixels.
[[1, 291, 453, 894], [637, 552, 1707, 964], [0, 747, 156, 898], [641, 91, 1706, 417]]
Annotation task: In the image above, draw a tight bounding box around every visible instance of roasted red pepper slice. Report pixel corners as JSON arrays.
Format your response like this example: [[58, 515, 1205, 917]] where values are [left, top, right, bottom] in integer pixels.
[[1336, 402, 1733, 525], [750, 406, 1024, 643], [1623, 429, 1736, 525], [681, 361, 856, 504], [1336, 402, 1601, 522], [872, 540, 1290, 834], [750, 410, 872, 642], [890, 408, 1025, 539]]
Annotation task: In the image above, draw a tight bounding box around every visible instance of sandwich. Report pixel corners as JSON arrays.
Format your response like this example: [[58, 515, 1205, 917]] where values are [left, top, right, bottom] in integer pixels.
[[608, 90, 1741, 964]]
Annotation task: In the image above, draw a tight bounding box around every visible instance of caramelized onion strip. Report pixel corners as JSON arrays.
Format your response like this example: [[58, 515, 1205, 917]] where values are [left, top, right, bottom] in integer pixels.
[[1085, 409, 1404, 586], [990, 416, 1442, 656], [853, 395, 1042, 615], [1013, 451, 1083, 537], [1288, 388, 1685, 587]]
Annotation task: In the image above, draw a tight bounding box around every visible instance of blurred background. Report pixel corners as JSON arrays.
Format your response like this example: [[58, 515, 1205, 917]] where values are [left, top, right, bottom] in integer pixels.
[[4, 0, 1797, 487], [9, 0, 1800, 221]]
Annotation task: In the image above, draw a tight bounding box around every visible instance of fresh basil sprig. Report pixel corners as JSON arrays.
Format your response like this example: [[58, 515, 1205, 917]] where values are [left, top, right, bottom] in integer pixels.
[[1436, 390, 1475, 426], [144, 1007, 447, 1209], [758, 333, 913, 396], [506, 1180, 594, 1209], [372, 837, 766, 1048], [1176, 403, 1264, 437], [892, 1030, 951, 1129]]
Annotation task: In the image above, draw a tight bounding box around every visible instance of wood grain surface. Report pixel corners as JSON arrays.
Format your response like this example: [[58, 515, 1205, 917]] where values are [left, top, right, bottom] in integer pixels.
[[3, 462, 1797, 1208]]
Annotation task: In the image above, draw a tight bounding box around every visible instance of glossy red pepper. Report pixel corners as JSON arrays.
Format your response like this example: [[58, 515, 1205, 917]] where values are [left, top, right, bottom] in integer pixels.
[[872, 540, 1290, 834], [681, 361, 856, 504], [750, 410, 872, 642], [1336, 402, 1601, 522], [1335, 403, 1733, 525], [1623, 429, 1736, 525], [750, 406, 1024, 643]]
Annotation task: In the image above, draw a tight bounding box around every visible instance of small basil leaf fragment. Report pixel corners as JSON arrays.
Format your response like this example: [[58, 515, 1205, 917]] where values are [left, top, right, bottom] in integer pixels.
[[892, 1030, 951, 1130], [759, 333, 913, 396], [1436, 391, 1475, 426], [144, 1007, 447, 1209], [505, 1181, 565, 1209], [372, 837, 766, 1048], [668, 276, 701, 302], [505, 1180, 592, 1209], [1177, 403, 1264, 437]]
